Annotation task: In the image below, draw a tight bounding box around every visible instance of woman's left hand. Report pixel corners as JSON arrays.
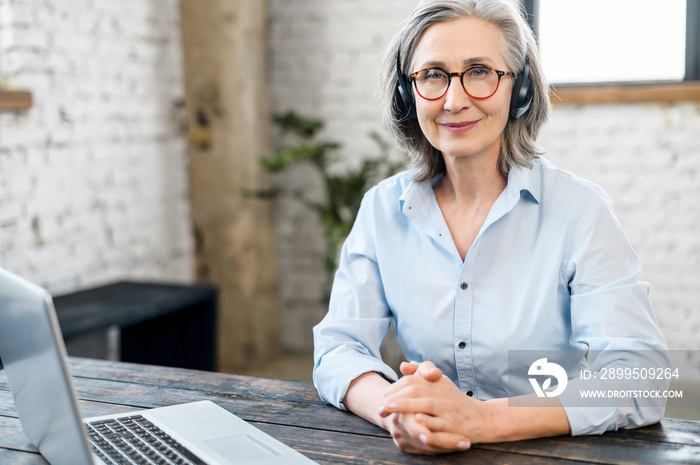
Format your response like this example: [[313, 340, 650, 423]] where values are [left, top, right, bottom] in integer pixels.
[[378, 361, 493, 453]]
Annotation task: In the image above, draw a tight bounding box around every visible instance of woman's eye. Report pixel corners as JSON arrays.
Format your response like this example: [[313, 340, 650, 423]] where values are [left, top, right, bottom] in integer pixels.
[[423, 70, 446, 81], [466, 67, 492, 78]]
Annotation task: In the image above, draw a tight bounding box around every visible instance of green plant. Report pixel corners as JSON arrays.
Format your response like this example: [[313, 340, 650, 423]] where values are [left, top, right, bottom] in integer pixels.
[[259, 111, 403, 275]]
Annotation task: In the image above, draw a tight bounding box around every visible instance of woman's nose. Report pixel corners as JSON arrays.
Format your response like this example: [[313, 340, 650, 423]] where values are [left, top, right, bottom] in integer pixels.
[[443, 76, 472, 112]]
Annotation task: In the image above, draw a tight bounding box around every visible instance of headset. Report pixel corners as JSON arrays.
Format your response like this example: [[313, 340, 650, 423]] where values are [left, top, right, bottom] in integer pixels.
[[396, 49, 533, 120]]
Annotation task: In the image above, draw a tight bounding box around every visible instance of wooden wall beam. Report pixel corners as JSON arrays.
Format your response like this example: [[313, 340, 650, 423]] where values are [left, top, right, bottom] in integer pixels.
[[180, 0, 281, 371], [551, 82, 700, 105]]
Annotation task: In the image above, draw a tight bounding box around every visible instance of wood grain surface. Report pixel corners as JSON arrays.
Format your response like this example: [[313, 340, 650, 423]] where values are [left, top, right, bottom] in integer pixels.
[[1, 358, 699, 464]]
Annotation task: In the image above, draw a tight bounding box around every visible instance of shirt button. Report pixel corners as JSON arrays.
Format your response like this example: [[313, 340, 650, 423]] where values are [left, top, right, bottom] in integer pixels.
[[460, 282, 468, 290], [458, 341, 467, 349], [466, 391, 474, 397]]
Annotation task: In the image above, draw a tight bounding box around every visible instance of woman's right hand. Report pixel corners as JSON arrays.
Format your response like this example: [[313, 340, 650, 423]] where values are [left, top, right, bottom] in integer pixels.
[[344, 362, 472, 454], [379, 361, 473, 454], [343, 368, 443, 453]]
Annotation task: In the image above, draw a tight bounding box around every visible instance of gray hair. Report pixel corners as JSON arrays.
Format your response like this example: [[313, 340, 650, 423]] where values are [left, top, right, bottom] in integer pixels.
[[380, 0, 550, 181]]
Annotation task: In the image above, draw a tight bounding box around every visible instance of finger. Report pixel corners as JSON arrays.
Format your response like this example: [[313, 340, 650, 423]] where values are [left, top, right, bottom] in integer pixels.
[[395, 429, 470, 455], [419, 430, 471, 453], [390, 413, 434, 453], [383, 383, 433, 407], [414, 412, 449, 432], [383, 374, 428, 397], [400, 361, 442, 381], [379, 397, 437, 417], [400, 361, 419, 376], [402, 412, 432, 440], [416, 362, 443, 382]]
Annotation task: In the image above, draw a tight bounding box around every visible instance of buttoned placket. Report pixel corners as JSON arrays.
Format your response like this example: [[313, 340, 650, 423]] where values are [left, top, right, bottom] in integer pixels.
[[454, 245, 477, 397], [423, 188, 480, 397], [448, 187, 516, 399]]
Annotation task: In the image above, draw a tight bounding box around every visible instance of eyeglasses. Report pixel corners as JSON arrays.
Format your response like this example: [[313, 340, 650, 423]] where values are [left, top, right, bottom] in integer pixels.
[[409, 66, 515, 100]]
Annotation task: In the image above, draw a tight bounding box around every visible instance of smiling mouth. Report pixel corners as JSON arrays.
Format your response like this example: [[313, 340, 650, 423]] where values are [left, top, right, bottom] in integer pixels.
[[440, 120, 480, 132]]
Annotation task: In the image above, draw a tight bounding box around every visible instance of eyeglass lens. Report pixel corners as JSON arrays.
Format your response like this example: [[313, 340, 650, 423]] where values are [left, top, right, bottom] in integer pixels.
[[413, 67, 500, 100]]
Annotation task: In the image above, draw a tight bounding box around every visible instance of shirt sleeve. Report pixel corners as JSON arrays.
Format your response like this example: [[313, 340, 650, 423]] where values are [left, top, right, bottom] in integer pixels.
[[559, 186, 670, 435], [312, 190, 398, 409]]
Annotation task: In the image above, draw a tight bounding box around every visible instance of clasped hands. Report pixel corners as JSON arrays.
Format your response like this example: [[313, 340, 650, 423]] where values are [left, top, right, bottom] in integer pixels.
[[377, 360, 493, 455]]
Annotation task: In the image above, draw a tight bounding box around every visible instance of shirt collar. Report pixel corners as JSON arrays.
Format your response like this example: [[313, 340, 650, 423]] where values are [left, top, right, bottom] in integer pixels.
[[504, 161, 541, 208], [399, 175, 433, 219], [399, 161, 542, 218]]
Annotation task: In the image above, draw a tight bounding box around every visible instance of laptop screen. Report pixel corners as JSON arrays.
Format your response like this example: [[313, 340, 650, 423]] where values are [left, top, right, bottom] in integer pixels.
[[0, 267, 94, 465]]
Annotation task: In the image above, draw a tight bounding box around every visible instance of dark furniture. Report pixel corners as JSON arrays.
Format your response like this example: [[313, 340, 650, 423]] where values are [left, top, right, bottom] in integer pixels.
[[2, 357, 699, 464], [53, 282, 218, 371]]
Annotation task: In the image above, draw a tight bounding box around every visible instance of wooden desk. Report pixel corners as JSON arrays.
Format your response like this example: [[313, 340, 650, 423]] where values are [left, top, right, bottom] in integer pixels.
[[1, 358, 699, 464]]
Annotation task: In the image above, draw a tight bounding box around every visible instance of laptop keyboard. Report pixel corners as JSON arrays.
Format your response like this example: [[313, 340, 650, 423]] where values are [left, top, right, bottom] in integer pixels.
[[87, 415, 206, 465]]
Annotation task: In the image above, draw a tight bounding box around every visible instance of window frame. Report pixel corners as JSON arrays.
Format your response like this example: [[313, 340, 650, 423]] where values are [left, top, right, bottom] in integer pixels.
[[524, 0, 700, 104]]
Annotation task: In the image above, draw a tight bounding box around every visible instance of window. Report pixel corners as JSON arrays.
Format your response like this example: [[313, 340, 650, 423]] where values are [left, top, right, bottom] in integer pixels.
[[523, 0, 700, 103]]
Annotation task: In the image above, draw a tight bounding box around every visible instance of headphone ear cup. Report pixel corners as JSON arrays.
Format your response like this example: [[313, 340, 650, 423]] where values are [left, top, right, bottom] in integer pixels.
[[396, 50, 417, 120], [510, 54, 534, 119], [397, 75, 417, 119]]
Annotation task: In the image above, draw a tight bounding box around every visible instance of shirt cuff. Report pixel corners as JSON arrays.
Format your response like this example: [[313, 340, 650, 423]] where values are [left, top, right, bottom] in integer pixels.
[[314, 349, 398, 410], [558, 377, 618, 435]]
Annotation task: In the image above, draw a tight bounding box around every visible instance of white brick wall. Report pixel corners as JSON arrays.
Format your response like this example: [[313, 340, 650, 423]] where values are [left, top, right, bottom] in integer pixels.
[[269, 1, 700, 351], [541, 102, 700, 350], [270, 0, 416, 162], [0, 0, 194, 294]]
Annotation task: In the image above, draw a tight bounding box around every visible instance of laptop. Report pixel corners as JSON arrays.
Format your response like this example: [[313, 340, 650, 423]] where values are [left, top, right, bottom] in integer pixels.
[[0, 267, 317, 465]]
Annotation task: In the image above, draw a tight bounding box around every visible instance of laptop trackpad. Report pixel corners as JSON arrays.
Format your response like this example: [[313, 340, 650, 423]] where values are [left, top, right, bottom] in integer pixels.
[[205, 434, 281, 462]]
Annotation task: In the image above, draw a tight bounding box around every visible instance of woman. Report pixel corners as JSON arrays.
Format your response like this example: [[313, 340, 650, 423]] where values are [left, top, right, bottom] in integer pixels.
[[313, 0, 669, 455]]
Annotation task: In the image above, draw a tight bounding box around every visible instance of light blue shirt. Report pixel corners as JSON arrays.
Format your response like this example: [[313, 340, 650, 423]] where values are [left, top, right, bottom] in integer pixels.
[[313, 158, 669, 436]]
